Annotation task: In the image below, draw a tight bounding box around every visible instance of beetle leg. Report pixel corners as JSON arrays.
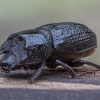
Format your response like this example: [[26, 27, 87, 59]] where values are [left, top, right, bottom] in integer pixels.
[[81, 71, 96, 76], [68, 61, 84, 67], [27, 61, 45, 84], [73, 60, 100, 70], [56, 60, 79, 78], [69, 60, 99, 76]]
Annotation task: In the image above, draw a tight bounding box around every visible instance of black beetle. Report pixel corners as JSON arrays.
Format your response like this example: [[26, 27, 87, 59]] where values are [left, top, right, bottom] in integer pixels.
[[0, 22, 100, 83]]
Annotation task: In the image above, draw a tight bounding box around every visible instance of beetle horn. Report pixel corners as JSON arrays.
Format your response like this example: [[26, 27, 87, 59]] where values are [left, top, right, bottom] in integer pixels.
[[0, 40, 11, 54], [0, 46, 6, 54], [0, 47, 7, 54], [0, 47, 3, 54]]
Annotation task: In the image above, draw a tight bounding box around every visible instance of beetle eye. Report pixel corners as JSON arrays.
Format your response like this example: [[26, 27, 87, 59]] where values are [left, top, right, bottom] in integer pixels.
[[8, 37, 13, 41], [18, 36, 23, 41]]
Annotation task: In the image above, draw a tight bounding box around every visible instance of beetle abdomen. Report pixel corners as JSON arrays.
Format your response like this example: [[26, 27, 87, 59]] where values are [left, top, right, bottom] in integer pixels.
[[37, 22, 97, 53]]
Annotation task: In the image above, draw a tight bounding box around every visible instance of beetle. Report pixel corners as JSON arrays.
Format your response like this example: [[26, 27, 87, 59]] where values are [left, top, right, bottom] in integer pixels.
[[0, 22, 100, 83]]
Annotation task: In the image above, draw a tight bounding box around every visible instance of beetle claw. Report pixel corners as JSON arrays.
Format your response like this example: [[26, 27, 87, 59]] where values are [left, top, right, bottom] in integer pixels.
[[1, 68, 4, 72], [73, 74, 83, 78], [27, 78, 35, 84], [1, 68, 10, 73]]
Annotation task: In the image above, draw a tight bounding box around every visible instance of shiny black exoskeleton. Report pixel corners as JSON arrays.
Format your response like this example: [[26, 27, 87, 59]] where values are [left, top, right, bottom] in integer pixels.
[[0, 22, 100, 83]]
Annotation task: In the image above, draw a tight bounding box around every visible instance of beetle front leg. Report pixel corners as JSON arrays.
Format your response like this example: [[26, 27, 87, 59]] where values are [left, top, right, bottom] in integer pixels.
[[27, 61, 45, 84], [56, 60, 79, 78]]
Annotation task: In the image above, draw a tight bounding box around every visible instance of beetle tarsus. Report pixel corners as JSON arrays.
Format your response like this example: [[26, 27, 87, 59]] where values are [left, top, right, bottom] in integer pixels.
[[27, 62, 45, 84], [80, 70, 96, 76]]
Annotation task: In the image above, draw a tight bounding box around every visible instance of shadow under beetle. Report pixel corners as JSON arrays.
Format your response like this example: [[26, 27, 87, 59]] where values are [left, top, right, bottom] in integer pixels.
[[0, 22, 100, 83]]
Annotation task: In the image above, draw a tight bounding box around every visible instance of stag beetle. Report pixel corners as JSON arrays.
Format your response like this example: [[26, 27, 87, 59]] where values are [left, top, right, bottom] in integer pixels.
[[0, 22, 100, 83]]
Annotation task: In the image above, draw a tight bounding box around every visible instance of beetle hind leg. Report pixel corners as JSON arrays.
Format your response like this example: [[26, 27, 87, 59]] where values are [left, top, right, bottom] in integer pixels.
[[69, 60, 100, 70], [68, 60, 100, 76], [78, 60, 100, 70], [56, 60, 80, 78], [27, 61, 45, 84]]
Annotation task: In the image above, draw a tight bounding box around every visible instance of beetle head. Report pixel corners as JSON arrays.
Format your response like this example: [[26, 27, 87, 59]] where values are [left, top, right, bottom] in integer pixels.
[[0, 33, 28, 72]]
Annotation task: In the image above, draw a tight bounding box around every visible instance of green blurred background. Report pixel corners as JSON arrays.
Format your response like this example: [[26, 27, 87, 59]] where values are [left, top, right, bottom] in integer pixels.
[[0, 0, 100, 66]]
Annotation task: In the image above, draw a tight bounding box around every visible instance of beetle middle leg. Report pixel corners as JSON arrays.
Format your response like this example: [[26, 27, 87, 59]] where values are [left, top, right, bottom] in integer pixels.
[[27, 61, 45, 84]]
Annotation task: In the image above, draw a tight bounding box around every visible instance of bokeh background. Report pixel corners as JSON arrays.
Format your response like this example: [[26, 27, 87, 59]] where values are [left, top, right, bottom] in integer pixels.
[[0, 0, 100, 65]]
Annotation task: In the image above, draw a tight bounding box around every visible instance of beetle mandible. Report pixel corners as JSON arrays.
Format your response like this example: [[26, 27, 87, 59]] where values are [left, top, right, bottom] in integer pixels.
[[0, 22, 99, 83]]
